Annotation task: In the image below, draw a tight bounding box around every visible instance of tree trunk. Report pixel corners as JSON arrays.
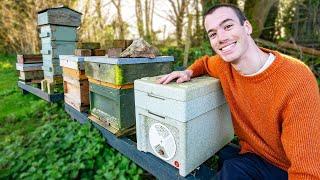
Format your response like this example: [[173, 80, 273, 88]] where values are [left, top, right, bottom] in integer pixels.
[[168, 0, 189, 46], [244, 0, 279, 38], [111, 0, 125, 39], [135, 0, 144, 37], [183, 13, 193, 68]]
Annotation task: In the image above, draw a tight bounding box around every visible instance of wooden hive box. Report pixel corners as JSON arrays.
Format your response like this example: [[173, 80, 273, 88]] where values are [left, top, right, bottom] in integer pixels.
[[17, 54, 42, 64], [19, 71, 44, 81], [37, 6, 82, 27], [41, 41, 76, 59], [40, 25, 77, 43], [63, 75, 89, 112], [88, 80, 135, 134], [84, 56, 174, 85]]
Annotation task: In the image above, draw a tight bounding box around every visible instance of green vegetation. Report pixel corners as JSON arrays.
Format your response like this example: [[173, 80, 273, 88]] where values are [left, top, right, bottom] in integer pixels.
[[0, 55, 143, 179]]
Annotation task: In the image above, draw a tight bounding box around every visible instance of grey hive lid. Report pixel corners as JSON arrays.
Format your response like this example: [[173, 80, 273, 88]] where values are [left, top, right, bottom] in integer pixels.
[[134, 75, 222, 101], [84, 56, 174, 64], [37, 5, 82, 15]]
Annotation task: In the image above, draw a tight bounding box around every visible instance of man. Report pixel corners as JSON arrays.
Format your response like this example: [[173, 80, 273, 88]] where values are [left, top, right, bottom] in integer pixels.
[[157, 4, 320, 180]]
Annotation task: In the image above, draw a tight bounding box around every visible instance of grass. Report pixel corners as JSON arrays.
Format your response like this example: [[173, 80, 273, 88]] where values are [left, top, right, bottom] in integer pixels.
[[0, 54, 144, 179], [0, 54, 48, 139]]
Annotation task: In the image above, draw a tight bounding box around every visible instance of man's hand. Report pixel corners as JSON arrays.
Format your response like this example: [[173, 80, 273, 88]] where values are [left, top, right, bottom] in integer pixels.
[[157, 70, 193, 84]]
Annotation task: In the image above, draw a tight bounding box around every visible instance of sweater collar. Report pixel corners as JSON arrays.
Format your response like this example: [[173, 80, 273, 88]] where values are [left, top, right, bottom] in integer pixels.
[[218, 47, 285, 82]]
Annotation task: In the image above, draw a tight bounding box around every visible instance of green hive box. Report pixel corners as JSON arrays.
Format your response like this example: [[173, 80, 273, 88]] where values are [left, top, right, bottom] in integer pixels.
[[89, 82, 135, 132], [84, 56, 174, 85]]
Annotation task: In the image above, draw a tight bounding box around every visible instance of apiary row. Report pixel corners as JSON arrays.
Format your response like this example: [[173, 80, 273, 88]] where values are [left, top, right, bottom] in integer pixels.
[[17, 5, 234, 178], [58, 54, 234, 177]]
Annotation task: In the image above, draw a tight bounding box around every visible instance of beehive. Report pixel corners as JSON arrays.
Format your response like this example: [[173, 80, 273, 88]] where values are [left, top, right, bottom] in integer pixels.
[[134, 76, 234, 177], [84, 56, 173, 85], [60, 55, 89, 112]]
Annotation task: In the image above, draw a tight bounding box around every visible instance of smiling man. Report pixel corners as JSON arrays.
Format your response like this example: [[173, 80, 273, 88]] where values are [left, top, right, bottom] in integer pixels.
[[157, 4, 320, 180]]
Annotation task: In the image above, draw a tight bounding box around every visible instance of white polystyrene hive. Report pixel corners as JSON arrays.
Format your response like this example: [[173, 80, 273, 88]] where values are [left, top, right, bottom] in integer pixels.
[[134, 75, 234, 177]]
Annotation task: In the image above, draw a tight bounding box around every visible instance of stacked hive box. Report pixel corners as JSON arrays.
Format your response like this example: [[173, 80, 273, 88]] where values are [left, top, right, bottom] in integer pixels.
[[107, 40, 133, 57], [60, 55, 89, 112], [84, 56, 174, 136], [134, 76, 234, 177], [37, 6, 82, 94], [75, 42, 106, 56], [16, 55, 43, 83]]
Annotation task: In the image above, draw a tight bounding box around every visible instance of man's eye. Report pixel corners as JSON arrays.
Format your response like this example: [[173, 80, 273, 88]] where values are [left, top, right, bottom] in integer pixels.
[[225, 24, 233, 30], [209, 33, 216, 39]]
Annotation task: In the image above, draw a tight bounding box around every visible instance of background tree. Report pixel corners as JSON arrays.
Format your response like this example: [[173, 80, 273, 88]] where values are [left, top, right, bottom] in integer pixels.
[[111, 0, 125, 39]]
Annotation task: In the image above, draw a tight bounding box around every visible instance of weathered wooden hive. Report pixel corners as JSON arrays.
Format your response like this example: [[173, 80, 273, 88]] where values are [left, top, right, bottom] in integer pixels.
[[60, 55, 89, 112], [134, 76, 234, 177], [84, 56, 174, 136], [16, 55, 44, 83], [37, 6, 82, 94]]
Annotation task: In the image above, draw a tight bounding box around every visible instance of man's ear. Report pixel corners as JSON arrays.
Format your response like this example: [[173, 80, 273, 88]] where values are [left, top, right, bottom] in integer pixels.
[[244, 20, 252, 35]]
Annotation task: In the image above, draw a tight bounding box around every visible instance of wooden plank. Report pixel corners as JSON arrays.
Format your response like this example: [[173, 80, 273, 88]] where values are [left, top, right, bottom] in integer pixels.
[[92, 49, 106, 56], [17, 54, 42, 64], [64, 103, 89, 124], [74, 49, 92, 56], [62, 67, 87, 80], [64, 102, 216, 179], [77, 42, 101, 49], [87, 77, 133, 89], [92, 122, 215, 179], [18, 81, 63, 102]]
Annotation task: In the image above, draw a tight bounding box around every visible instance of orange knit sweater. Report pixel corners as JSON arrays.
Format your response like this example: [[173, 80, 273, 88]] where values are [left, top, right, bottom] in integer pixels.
[[188, 48, 320, 179]]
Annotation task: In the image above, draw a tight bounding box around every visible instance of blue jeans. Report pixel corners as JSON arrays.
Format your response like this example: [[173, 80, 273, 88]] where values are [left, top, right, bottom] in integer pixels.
[[214, 144, 288, 180]]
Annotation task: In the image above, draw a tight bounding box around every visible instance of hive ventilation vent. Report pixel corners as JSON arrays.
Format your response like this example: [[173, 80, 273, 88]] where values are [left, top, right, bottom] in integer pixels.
[[149, 123, 176, 160]]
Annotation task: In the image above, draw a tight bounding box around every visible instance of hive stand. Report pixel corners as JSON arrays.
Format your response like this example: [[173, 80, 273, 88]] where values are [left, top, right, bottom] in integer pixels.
[[17, 81, 63, 102], [64, 103, 216, 179]]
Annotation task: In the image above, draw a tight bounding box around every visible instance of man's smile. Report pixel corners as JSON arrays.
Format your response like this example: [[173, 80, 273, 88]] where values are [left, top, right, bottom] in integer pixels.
[[219, 41, 237, 53]]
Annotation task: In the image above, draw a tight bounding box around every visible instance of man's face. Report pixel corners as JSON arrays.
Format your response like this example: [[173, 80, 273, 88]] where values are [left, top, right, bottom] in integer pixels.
[[204, 7, 252, 63]]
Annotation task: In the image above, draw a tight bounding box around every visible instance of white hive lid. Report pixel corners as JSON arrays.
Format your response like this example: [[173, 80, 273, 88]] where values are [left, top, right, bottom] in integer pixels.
[[134, 75, 222, 101]]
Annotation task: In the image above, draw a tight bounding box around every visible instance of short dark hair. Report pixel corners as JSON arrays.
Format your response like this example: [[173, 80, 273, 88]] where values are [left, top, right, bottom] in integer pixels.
[[204, 4, 247, 25]]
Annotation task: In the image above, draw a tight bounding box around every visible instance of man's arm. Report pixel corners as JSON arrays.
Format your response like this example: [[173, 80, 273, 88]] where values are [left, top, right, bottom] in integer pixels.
[[281, 72, 320, 179]]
